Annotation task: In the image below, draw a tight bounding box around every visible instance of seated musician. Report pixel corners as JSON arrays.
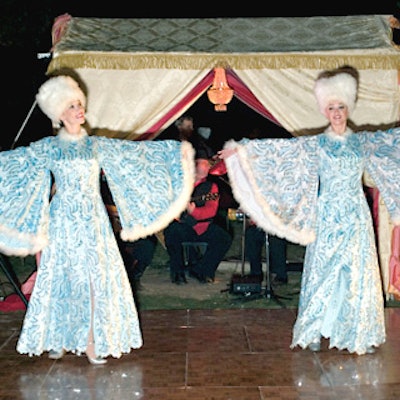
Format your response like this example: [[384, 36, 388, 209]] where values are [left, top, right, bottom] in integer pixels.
[[163, 150, 233, 284]]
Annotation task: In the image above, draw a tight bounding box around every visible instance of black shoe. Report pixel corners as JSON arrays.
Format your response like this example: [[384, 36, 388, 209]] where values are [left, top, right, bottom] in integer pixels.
[[205, 276, 215, 284], [180, 272, 188, 284], [171, 272, 182, 284], [272, 276, 288, 286], [188, 269, 206, 284], [171, 272, 187, 285]]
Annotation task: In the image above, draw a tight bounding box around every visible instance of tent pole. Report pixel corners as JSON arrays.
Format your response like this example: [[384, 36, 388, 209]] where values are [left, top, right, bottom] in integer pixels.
[[11, 99, 38, 149]]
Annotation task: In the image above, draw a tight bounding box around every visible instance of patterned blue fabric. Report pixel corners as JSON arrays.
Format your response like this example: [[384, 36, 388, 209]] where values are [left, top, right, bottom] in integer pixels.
[[225, 136, 319, 245], [0, 129, 194, 357], [225, 128, 400, 355]]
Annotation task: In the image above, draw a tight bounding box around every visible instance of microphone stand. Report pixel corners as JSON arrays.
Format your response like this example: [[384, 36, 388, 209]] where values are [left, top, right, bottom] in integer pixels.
[[264, 234, 273, 299], [240, 214, 246, 275]]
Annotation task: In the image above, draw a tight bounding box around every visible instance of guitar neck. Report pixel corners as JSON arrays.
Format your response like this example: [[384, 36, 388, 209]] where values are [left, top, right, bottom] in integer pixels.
[[191, 192, 219, 202]]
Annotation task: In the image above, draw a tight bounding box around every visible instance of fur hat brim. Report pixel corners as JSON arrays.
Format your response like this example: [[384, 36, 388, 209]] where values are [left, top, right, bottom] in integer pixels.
[[36, 75, 86, 128], [314, 72, 358, 115]]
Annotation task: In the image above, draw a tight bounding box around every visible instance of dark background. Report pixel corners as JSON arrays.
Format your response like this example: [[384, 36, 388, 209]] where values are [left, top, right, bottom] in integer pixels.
[[1, 1, 399, 150]]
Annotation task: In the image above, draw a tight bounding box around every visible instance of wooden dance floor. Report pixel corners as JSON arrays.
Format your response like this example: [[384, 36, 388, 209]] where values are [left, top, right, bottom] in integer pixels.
[[1, 307, 400, 399]]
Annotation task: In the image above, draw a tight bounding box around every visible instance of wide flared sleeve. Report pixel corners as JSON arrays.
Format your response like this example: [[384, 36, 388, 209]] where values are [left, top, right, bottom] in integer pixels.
[[96, 137, 195, 241], [362, 127, 400, 225], [223, 136, 319, 245], [0, 139, 52, 256]]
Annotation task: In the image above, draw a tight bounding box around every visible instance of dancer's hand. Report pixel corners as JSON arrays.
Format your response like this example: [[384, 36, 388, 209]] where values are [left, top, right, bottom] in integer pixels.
[[217, 148, 236, 159]]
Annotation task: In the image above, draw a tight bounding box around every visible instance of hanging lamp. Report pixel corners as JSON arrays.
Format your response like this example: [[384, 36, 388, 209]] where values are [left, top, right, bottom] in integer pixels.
[[207, 67, 234, 111]]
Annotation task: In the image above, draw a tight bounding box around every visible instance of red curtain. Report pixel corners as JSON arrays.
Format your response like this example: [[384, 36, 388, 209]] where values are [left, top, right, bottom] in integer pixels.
[[140, 68, 282, 141], [226, 69, 281, 126]]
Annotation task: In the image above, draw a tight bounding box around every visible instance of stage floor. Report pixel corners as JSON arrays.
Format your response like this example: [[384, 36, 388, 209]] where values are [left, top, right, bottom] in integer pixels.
[[1, 307, 400, 399]]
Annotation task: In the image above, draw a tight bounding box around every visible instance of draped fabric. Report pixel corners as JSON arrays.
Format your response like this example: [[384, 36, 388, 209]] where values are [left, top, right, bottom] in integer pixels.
[[223, 127, 400, 355], [143, 71, 215, 140], [389, 226, 400, 300], [226, 70, 280, 125], [363, 181, 400, 301], [53, 68, 399, 141], [79, 68, 211, 138], [234, 69, 400, 134], [0, 130, 195, 357]]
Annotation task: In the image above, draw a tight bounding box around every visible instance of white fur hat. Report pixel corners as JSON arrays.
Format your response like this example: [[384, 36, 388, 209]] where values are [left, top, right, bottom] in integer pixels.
[[36, 75, 86, 128], [314, 67, 359, 115]]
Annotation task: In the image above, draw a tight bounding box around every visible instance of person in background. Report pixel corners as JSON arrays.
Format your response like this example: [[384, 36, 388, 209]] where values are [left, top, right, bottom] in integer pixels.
[[245, 220, 288, 285], [219, 65, 400, 355], [164, 150, 232, 284], [174, 115, 215, 159], [0, 74, 195, 364], [121, 236, 158, 291], [174, 115, 232, 228]]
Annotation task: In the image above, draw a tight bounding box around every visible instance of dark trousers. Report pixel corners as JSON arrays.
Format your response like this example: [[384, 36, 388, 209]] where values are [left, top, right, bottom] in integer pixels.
[[118, 235, 157, 285], [245, 225, 287, 280], [164, 221, 232, 280]]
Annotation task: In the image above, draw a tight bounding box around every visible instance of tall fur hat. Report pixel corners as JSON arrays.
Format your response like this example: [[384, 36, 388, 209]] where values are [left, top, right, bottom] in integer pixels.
[[36, 75, 86, 128], [314, 65, 359, 115]]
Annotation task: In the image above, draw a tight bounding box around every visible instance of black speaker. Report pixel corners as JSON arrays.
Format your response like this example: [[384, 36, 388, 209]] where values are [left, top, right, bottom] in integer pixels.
[[230, 274, 262, 294]]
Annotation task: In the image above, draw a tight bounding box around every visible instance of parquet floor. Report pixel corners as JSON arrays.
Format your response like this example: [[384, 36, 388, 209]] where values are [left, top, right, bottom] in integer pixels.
[[1, 306, 400, 399]]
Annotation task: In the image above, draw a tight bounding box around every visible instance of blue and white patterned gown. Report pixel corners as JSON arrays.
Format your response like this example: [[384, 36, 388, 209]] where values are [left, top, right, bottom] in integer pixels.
[[0, 129, 195, 358], [224, 127, 400, 355]]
